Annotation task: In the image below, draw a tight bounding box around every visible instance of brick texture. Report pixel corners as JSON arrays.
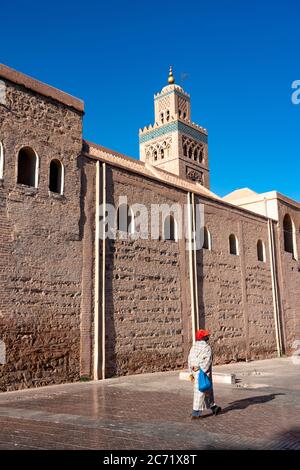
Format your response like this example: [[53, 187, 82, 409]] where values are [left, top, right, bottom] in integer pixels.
[[0, 68, 299, 392], [0, 78, 83, 390]]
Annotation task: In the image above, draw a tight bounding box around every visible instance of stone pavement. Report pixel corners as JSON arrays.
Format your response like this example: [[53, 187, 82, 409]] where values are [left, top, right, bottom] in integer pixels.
[[0, 358, 299, 450]]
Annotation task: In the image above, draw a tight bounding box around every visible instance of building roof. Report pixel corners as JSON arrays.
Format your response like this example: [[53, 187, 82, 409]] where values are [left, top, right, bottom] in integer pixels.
[[83, 141, 300, 224], [223, 187, 300, 208], [223, 187, 300, 221], [223, 188, 259, 201], [83, 140, 222, 201], [0, 63, 84, 113]]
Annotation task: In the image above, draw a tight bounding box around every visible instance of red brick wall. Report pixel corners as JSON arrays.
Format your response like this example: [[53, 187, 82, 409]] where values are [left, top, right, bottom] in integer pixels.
[[1, 78, 297, 392], [0, 79, 83, 391], [103, 166, 191, 377], [276, 202, 300, 353], [82, 162, 279, 379], [195, 196, 277, 363]]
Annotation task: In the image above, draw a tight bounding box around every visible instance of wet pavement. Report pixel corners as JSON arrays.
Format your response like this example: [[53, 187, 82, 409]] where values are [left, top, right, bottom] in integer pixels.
[[0, 358, 299, 449]]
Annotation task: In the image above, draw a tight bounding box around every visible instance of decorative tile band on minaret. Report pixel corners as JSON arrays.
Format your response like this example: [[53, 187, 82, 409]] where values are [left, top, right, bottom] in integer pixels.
[[139, 67, 210, 189], [139, 121, 208, 145]]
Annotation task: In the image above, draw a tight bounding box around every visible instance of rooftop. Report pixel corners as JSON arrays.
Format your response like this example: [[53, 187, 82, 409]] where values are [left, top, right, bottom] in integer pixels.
[[223, 188, 300, 210], [0, 63, 84, 113]]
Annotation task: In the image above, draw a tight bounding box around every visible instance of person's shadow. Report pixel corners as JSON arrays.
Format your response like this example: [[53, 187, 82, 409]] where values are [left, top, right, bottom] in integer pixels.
[[221, 393, 285, 414]]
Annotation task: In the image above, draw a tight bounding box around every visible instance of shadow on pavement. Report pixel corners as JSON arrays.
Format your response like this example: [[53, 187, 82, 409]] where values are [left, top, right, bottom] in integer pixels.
[[271, 426, 300, 450], [202, 426, 300, 450], [222, 393, 285, 413]]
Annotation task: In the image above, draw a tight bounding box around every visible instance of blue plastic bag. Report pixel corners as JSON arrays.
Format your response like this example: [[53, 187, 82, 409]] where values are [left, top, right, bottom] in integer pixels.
[[198, 368, 212, 392]]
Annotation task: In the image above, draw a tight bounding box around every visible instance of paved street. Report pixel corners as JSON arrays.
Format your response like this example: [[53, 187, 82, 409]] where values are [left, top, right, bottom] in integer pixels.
[[0, 358, 299, 450]]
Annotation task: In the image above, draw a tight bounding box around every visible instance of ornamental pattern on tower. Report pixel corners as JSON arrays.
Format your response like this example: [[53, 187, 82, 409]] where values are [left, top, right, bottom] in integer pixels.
[[145, 137, 172, 162], [178, 96, 188, 119], [186, 166, 203, 183], [158, 96, 171, 112], [139, 66, 210, 189], [182, 136, 204, 163]]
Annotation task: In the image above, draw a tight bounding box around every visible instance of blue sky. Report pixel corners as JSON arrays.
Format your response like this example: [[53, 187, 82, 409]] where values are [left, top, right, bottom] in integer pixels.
[[1, 0, 300, 199]]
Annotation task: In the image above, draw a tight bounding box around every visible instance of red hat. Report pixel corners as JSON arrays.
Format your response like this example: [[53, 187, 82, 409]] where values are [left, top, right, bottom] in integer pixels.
[[195, 329, 210, 341]]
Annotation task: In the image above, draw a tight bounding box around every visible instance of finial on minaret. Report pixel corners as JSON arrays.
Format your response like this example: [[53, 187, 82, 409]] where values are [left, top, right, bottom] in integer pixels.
[[168, 66, 175, 84]]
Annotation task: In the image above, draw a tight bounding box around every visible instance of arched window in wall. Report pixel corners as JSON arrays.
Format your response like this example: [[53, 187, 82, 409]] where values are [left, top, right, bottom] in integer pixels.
[[117, 204, 134, 234], [17, 147, 39, 187], [166, 110, 170, 121], [183, 144, 187, 157], [0, 141, 3, 179], [49, 159, 64, 194], [163, 215, 177, 242], [229, 233, 239, 255], [283, 214, 297, 258], [203, 227, 211, 250], [257, 240, 266, 262]]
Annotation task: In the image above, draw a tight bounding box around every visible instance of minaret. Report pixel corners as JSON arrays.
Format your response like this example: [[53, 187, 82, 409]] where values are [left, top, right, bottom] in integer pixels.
[[139, 67, 210, 188]]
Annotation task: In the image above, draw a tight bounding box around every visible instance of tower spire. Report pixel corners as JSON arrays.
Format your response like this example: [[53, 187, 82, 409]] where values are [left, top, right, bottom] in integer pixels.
[[139, 71, 210, 188], [168, 66, 175, 84]]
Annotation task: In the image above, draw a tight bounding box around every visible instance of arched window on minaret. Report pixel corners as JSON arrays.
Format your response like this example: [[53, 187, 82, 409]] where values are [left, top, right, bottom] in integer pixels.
[[199, 149, 204, 163], [139, 66, 210, 188]]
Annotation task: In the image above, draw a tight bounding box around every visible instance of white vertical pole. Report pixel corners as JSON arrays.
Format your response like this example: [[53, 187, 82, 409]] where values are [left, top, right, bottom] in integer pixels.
[[94, 160, 100, 380], [192, 192, 199, 330], [187, 192, 196, 342], [268, 219, 282, 357], [101, 162, 107, 380]]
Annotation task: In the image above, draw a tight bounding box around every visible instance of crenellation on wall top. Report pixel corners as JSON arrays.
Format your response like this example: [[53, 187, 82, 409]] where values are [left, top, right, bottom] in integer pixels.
[[154, 84, 190, 100], [139, 117, 207, 136]]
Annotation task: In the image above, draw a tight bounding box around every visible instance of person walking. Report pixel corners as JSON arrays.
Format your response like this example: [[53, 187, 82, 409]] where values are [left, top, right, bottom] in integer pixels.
[[188, 329, 222, 419]]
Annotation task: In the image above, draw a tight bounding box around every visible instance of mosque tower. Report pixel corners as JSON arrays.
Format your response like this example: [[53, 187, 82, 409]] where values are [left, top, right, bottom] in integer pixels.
[[139, 67, 210, 188]]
